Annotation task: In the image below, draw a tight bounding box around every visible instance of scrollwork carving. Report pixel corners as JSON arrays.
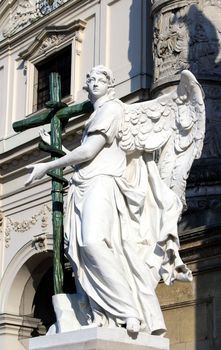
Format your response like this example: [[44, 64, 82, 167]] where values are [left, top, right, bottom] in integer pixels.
[[7, 204, 51, 233], [39, 34, 66, 53], [5, 225, 11, 248], [5, 205, 51, 247], [3, 0, 39, 38], [0, 213, 11, 248], [153, 2, 221, 81], [153, 6, 190, 81]]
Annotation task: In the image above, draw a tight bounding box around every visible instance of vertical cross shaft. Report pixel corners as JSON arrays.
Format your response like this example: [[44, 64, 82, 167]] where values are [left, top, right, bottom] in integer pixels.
[[49, 73, 64, 294]]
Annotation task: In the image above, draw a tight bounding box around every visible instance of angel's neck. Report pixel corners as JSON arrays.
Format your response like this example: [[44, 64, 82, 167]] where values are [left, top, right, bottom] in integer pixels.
[[92, 95, 110, 110]]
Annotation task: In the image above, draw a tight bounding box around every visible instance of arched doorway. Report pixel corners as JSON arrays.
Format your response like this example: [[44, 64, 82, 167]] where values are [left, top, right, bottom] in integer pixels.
[[0, 237, 76, 349]]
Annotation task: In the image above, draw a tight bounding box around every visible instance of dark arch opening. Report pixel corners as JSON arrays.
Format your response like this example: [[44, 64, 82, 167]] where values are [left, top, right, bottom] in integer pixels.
[[32, 259, 76, 336]]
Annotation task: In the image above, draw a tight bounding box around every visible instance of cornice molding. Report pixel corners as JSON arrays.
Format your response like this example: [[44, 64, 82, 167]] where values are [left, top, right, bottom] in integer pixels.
[[19, 19, 86, 62], [0, 0, 97, 53], [0, 127, 83, 180], [0, 313, 43, 336]]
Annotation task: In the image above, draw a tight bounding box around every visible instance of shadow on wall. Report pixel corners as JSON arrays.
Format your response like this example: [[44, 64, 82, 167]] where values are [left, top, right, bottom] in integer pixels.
[[152, 3, 221, 82], [186, 9, 221, 350], [128, 0, 153, 96], [178, 4, 221, 232], [187, 4, 221, 77], [151, 3, 221, 231], [151, 3, 221, 350]]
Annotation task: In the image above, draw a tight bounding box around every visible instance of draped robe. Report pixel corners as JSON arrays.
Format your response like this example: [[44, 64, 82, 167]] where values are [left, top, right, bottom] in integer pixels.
[[65, 99, 192, 333]]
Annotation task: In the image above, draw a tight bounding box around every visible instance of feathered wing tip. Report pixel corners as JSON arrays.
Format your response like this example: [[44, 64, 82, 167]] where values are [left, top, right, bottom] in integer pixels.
[[118, 70, 206, 206], [158, 70, 206, 207]]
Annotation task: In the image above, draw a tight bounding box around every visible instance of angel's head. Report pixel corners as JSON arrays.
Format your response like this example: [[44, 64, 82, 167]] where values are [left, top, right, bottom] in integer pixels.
[[84, 65, 115, 102]]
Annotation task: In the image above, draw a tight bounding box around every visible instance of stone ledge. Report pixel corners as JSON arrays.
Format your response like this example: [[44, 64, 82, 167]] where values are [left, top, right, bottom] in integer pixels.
[[29, 327, 169, 350]]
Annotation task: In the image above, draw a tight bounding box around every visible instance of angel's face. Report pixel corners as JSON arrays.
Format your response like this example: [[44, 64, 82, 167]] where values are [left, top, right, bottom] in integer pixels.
[[87, 72, 109, 99]]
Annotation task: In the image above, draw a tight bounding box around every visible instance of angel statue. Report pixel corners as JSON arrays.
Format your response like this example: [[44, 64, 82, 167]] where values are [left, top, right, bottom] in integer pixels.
[[26, 65, 205, 335]]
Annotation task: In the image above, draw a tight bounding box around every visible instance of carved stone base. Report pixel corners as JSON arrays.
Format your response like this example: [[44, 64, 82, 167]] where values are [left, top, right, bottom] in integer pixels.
[[29, 327, 169, 350]]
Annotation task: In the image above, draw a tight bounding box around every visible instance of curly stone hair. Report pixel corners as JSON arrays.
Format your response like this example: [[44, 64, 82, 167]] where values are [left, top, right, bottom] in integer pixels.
[[84, 65, 115, 92]]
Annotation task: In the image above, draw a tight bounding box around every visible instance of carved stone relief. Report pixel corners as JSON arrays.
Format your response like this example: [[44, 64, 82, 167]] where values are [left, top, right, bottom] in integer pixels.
[[5, 226, 11, 248], [39, 34, 66, 53], [152, 0, 221, 158], [0, 212, 11, 248], [1, 0, 72, 40], [32, 233, 48, 252], [152, 0, 221, 224], [152, 1, 221, 82], [3, 0, 39, 38], [5, 204, 51, 248]]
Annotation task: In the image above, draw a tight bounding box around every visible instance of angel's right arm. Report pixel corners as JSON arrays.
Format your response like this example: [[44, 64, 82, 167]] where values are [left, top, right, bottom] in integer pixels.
[[25, 132, 106, 186]]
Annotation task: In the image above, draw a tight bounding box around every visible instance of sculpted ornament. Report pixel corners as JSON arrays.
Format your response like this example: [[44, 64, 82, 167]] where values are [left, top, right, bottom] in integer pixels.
[[26, 66, 205, 335], [2, 0, 71, 39], [153, 3, 221, 81], [39, 34, 66, 53], [153, 7, 190, 81], [3, 0, 38, 38], [32, 233, 48, 252], [5, 205, 51, 249]]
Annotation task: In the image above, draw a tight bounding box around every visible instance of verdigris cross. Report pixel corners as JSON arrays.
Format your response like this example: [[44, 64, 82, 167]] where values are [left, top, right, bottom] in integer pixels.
[[13, 73, 93, 294]]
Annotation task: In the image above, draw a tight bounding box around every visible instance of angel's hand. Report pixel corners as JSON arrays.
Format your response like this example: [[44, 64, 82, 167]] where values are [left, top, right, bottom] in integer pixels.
[[39, 128, 51, 145], [25, 163, 49, 186]]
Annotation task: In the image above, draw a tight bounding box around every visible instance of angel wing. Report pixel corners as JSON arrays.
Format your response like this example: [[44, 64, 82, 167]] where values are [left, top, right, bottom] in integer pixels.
[[118, 70, 205, 207]]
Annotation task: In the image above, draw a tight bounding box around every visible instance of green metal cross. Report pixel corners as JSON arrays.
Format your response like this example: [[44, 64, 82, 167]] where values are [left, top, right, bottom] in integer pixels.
[[13, 72, 93, 294]]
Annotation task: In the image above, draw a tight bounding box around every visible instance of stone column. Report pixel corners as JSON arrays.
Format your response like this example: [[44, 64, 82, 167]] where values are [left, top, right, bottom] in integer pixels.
[[151, 0, 221, 231]]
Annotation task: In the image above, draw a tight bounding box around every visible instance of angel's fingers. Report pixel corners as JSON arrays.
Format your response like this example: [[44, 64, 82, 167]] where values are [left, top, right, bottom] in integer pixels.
[[39, 129, 51, 145], [26, 165, 34, 171], [39, 128, 47, 138], [25, 165, 35, 186], [25, 173, 34, 187]]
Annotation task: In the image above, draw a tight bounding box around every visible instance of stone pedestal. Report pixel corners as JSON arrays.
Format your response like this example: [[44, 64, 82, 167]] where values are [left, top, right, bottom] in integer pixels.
[[29, 327, 169, 350]]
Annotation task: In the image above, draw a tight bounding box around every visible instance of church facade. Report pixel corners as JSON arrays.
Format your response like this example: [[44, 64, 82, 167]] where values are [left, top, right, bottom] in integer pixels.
[[0, 0, 221, 349]]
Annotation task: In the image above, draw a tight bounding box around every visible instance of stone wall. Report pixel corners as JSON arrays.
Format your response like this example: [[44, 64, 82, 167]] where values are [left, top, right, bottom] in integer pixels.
[[152, 1, 221, 349]]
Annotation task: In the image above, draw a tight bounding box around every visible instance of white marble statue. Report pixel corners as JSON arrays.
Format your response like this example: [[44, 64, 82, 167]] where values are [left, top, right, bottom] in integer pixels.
[[26, 66, 205, 335]]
